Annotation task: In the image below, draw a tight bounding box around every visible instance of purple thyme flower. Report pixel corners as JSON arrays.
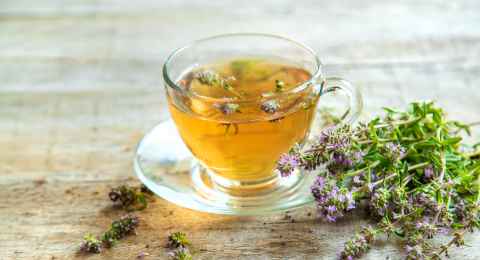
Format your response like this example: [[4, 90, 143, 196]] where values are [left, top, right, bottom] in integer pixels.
[[327, 205, 337, 214], [415, 221, 423, 229], [317, 125, 352, 153], [311, 175, 356, 222], [329, 186, 339, 198], [424, 165, 435, 181], [260, 100, 280, 113], [413, 193, 439, 215], [327, 152, 357, 175], [353, 151, 365, 164], [319, 126, 335, 143], [346, 192, 356, 210], [340, 229, 373, 260], [277, 153, 300, 177], [367, 183, 375, 193], [383, 142, 406, 161], [333, 153, 354, 168], [168, 247, 191, 260], [353, 175, 363, 185], [437, 227, 450, 235], [313, 175, 326, 189], [326, 214, 337, 222]]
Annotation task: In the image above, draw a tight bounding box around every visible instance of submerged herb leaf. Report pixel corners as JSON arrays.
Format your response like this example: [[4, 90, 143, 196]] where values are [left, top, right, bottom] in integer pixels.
[[275, 79, 285, 92], [215, 103, 240, 115], [261, 100, 280, 113]]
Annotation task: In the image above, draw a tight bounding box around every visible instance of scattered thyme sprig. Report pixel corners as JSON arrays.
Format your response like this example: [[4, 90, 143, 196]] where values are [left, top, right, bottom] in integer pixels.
[[79, 214, 139, 254], [101, 214, 139, 248], [109, 184, 154, 211], [167, 232, 193, 260], [277, 101, 480, 259]]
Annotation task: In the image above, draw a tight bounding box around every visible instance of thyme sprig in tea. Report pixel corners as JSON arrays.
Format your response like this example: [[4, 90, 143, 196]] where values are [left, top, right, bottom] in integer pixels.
[[193, 70, 241, 97], [277, 101, 480, 259]]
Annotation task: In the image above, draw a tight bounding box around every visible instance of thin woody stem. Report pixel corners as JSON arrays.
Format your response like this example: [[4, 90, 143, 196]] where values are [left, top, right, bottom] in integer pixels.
[[357, 137, 417, 145], [374, 117, 421, 129], [469, 121, 480, 127], [433, 152, 447, 225], [344, 161, 381, 177], [353, 162, 429, 193], [435, 231, 466, 257]]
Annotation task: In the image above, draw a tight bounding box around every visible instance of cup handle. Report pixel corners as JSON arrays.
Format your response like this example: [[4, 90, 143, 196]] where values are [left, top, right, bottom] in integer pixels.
[[318, 77, 363, 124]]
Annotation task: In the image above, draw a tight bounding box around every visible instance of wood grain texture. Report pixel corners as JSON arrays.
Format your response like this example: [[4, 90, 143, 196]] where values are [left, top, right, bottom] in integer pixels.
[[1, 0, 479, 259]]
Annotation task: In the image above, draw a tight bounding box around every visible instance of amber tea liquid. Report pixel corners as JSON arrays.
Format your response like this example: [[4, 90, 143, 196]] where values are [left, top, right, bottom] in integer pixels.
[[167, 58, 319, 187]]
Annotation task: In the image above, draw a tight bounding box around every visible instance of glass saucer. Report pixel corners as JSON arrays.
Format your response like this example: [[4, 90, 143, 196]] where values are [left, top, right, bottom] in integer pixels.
[[134, 120, 316, 215]]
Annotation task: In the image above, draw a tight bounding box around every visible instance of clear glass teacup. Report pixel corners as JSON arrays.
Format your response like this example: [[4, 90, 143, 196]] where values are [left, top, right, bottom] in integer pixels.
[[162, 33, 362, 196]]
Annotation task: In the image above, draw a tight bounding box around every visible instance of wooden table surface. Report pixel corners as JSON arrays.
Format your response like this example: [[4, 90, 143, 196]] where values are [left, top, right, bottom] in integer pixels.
[[1, 1, 479, 259]]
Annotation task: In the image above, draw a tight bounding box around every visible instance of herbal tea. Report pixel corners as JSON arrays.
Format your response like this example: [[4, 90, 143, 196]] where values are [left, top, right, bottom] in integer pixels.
[[167, 58, 319, 184]]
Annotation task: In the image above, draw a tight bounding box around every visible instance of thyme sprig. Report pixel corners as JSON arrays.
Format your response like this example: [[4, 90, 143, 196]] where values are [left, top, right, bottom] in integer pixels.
[[79, 214, 139, 254], [109, 184, 154, 211], [277, 101, 480, 259]]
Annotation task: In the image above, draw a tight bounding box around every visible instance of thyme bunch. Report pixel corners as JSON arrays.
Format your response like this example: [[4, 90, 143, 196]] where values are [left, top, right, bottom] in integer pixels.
[[277, 101, 480, 259]]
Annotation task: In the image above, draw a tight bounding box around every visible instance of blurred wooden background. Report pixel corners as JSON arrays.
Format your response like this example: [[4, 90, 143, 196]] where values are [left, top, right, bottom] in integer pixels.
[[1, 0, 479, 259]]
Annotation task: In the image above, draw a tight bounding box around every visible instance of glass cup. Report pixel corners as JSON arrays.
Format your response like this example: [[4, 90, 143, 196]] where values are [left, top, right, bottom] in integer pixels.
[[162, 33, 362, 196]]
